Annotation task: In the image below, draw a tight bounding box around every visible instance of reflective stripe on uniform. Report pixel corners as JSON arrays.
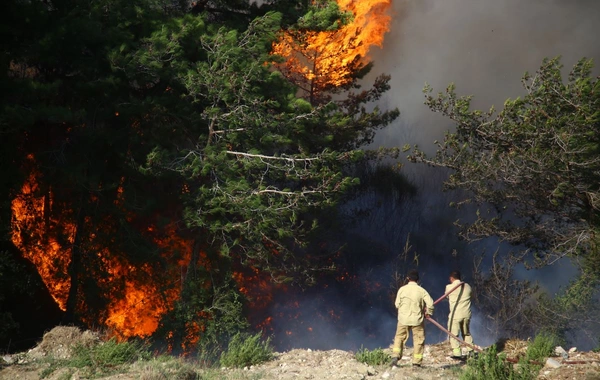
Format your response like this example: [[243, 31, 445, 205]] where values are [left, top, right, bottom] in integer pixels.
[[413, 354, 423, 358], [392, 348, 401, 353]]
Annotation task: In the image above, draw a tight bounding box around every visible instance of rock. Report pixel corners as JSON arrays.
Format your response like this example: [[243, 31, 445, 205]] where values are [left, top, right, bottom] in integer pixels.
[[1, 355, 14, 364], [545, 358, 561, 368], [381, 372, 390, 379], [568, 347, 577, 353], [555, 346, 569, 359], [555, 346, 567, 355]]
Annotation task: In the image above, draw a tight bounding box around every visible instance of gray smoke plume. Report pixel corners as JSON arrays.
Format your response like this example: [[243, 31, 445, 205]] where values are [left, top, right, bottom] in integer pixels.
[[371, 0, 600, 154], [268, 0, 600, 352], [365, 0, 600, 348]]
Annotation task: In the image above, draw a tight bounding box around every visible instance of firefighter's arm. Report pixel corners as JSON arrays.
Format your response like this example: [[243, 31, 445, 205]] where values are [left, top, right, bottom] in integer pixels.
[[394, 290, 402, 309], [424, 291, 434, 316]]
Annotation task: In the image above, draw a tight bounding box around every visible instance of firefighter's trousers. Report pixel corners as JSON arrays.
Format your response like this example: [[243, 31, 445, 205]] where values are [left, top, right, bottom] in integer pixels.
[[448, 317, 473, 356], [392, 321, 425, 365]]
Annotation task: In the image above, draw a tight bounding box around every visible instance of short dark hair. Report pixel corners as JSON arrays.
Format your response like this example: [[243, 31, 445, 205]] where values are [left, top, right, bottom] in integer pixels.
[[407, 270, 419, 282], [450, 270, 461, 280]]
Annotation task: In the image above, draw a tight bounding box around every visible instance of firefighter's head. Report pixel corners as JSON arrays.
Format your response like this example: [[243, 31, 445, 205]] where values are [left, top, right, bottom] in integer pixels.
[[407, 270, 419, 283], [449, 270, 461, 282]]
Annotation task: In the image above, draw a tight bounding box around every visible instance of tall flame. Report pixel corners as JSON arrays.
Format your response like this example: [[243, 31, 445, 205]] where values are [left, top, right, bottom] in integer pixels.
[[10, 162, 73, 310], [10, 155, 190, 340], [272, 0, 392, 101]]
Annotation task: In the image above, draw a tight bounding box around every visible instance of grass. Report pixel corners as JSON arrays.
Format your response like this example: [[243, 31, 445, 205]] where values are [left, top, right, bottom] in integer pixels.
[[40, 337, 152, 378], [354, 346, 391, 366], [459, 345, 531, 380], [460, 332, 561, 380], [32, 331, 273, 379], [219, 332, 274, 368], [525, 332, 559, 362]]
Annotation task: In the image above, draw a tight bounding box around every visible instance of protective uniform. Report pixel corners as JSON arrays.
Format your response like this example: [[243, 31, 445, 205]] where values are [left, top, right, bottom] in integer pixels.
[[392, 281, 434, 365], [446, 279, 474, 356]]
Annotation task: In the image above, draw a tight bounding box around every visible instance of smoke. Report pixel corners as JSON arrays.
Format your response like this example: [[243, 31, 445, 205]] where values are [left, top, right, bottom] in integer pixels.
[[360, 0, 600, 350], [269, 0, 600, 351], [268, 288, 398, 351], [371, 0, 600, 153]]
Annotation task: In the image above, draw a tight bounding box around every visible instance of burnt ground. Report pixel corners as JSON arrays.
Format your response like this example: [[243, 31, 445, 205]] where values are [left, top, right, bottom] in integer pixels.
[[1, 327, 599, 379]]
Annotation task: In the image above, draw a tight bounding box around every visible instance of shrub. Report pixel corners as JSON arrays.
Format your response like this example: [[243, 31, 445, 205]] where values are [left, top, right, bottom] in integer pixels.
[[219, 332, 274, 368], [69, 338, 151, 370], [460, 345, 532, 380], [525, 332, 559, 362], [354, 346, 391, 366]]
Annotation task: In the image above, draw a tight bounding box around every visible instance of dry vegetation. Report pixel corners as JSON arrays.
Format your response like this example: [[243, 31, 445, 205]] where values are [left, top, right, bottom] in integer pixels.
[[1, 327, 599, 380]]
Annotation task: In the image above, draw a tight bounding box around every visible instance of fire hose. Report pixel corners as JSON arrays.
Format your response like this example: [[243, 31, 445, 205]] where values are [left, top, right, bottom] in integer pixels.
[[424, 283, 599, 366]]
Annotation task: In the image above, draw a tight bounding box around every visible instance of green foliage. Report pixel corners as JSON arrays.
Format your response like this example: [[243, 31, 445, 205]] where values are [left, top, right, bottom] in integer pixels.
[[525, 332, 560, 362], [154, 270, 250, 363], [460, 345, 533, 380], [39, 338, 152, 378], [413, 57, 600, 262], [69, 338, 151, 371], [354, 346, 391, 366], [411, 57, 600, 338], [295, 0, 353, 31], [219, 332, 274, 368]]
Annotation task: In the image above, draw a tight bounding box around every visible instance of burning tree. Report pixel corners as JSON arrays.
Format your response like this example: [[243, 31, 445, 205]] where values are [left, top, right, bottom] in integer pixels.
[[272, 0, 392, 105], [4, 0, 193, 340], [3, 0, 399, 354]]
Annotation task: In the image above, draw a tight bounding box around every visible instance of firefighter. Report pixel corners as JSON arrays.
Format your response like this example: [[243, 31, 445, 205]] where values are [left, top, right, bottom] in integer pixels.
[[391, 270, 434, 367], [446, 270, 475, 358]]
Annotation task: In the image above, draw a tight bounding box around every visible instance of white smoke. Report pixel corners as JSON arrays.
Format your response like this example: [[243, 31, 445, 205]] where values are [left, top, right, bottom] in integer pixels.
[[370, 0, 600, 153]]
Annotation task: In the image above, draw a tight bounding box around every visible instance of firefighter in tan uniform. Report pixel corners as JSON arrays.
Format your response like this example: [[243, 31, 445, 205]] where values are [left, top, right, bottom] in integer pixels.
[[391, 270, 434, 367], [446, 270, 475, 357]]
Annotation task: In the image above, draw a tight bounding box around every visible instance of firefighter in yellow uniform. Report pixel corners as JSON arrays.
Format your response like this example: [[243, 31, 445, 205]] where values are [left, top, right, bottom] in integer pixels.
[[391, 270, 434, 367], [446, 270, 475, 358]]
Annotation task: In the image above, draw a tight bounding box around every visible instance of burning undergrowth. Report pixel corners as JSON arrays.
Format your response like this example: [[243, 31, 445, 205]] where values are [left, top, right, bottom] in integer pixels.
[[10, 159, 400, 351]]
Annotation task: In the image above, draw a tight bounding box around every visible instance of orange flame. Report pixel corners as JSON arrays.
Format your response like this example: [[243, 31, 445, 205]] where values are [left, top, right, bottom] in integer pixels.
[[11, 164, 73, 310], [10, 156, 190, 340], [272, 0, 392, 100]]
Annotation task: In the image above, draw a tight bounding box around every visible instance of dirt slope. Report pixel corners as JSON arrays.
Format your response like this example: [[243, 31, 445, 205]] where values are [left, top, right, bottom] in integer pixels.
[[1, 327, 599, 380]]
